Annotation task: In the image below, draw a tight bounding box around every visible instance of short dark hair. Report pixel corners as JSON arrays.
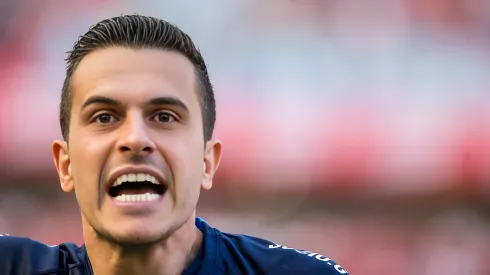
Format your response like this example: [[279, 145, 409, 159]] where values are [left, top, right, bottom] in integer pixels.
[[60, 14, 216, 142]]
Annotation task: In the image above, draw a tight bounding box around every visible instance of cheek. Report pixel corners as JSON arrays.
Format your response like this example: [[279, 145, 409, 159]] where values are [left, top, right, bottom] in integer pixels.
[[69, 139, 108, 197], [164, 137, 204, 200]]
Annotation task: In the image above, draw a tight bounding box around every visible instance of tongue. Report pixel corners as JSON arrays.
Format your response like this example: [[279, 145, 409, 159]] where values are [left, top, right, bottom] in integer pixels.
[[118, 188, 157, 195]]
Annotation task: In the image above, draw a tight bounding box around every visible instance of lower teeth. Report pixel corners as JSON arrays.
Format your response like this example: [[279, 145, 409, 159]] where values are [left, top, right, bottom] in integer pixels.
[[114, 193, 160, 202]]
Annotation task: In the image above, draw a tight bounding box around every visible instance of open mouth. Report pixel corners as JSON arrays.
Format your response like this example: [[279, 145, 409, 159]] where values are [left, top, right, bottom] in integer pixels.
[[108, 173, 166, 202]]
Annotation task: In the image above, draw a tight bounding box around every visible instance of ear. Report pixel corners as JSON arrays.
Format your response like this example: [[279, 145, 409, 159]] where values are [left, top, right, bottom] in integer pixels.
[[201, 139, 222, 190], [52, 140, 74, 193]]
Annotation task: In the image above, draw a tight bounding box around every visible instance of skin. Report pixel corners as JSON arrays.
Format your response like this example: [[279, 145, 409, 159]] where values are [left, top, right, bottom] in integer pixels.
[[52, 47, 222, 275]]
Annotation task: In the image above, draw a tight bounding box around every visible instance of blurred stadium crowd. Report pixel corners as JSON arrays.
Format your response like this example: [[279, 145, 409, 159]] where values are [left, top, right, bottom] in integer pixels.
[[1, 0, 490, 274]]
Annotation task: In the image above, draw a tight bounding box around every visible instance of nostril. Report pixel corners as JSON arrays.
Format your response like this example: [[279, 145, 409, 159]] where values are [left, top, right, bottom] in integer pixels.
[[119, 146, 153, 153], [120, 146, 131, 152]]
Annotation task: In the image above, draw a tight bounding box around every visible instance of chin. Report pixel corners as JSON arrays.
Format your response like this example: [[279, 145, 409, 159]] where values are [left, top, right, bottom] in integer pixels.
[[112, 234, 163, 247], [97, 224, 170, 247]]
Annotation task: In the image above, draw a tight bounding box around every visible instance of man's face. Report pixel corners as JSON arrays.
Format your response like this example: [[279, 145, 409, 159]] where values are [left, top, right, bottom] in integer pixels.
[[52, 47, 221, 245]]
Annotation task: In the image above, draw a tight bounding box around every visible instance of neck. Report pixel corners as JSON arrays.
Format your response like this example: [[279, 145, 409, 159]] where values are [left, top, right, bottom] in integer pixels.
[[84, 216, 202, 275]]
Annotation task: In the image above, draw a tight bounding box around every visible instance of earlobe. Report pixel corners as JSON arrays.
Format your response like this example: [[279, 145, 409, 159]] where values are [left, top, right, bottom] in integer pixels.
[[201, 139, 222, 190], [52, 140, 74, 193]]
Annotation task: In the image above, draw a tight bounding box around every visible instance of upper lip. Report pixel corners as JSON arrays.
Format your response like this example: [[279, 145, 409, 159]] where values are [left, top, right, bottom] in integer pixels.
[[105, 166, 167, 191]]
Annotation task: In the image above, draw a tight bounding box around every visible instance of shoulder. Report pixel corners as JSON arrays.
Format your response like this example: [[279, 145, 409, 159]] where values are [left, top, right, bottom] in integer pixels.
[[214, 230, 349, 275], [0, 234, 83, 275]]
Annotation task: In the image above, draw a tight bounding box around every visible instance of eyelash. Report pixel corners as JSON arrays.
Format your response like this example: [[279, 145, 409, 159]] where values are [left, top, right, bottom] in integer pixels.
[[91, 111, 178, 124], [152, 112, 177, 123], [92, 113, 117, 124]]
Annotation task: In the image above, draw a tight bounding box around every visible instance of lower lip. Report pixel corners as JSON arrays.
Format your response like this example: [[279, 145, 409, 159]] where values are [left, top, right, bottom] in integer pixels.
[[108, 193, 164, 209]]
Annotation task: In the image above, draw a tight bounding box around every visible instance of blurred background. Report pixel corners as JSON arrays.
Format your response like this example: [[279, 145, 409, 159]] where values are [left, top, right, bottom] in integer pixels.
[[1, 0, 490, 274]]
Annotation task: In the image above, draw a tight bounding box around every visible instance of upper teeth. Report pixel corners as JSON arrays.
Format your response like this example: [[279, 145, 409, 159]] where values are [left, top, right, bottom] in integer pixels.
[[113, 173, 160, 187]]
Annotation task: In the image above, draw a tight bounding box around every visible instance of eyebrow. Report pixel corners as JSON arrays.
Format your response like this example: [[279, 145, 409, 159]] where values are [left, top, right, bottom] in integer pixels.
[[148, 96, 189, 112], [80, 95, 189, 112], [80, 95, 122, 112]]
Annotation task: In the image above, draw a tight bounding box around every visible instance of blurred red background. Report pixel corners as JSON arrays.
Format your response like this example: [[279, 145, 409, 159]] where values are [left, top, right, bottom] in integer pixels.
[[1, 0, 490, 274]]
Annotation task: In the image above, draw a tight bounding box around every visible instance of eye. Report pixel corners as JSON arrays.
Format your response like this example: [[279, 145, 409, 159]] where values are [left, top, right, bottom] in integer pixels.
[[93, 113, 117, 124], [153, 112, 176, 123]]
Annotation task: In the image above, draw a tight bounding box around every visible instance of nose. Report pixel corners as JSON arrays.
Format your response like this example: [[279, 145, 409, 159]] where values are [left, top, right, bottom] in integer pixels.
[[116, 113, 155, 155]]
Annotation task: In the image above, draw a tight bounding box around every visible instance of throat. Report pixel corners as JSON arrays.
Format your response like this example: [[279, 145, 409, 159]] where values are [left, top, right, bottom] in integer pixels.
[[83, 215, 202, 275]]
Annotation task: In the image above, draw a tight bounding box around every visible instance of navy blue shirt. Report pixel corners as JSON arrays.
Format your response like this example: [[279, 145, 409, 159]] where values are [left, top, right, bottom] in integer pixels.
[[0, 217, 349, 274]]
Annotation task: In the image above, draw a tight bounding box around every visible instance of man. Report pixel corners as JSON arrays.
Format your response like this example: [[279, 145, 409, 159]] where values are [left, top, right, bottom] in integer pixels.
[[0, 15, 349, 275]]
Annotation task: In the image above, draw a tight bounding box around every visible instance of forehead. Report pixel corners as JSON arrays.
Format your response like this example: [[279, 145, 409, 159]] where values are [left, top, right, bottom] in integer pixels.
[[70, 47, 198, 109]]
